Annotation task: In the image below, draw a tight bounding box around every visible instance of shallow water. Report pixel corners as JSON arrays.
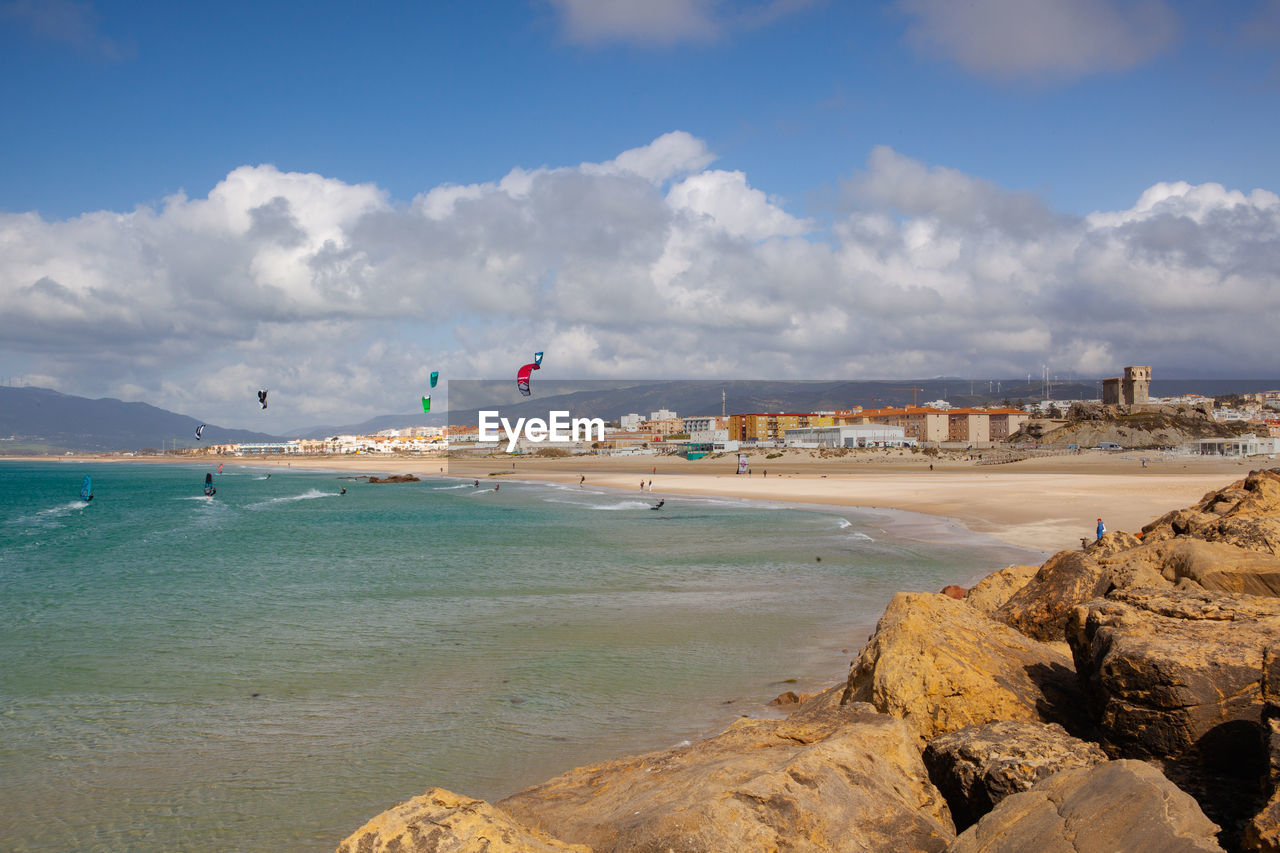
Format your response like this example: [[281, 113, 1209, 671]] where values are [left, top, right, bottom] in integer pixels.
[[0, 461, 1035, 852]]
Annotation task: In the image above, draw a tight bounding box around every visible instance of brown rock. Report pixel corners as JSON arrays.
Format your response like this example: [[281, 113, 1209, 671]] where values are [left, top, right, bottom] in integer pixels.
[[964, 565, 1039, 616], [499, 699, 955, 853], [842, 592, 1085, 744], [995, 550, 1113, 642], [1143, 469, 1280, 556], [1245, 793, 1280, 853], [922, 721, 1108, 831], [1067, 588, 1280, 849], [945, 759, 1224, 853], [941, 584, 968, 599], [335, 787, 589, 853], [1067, 588, 1280, 762], [367, 474, 421, 483]]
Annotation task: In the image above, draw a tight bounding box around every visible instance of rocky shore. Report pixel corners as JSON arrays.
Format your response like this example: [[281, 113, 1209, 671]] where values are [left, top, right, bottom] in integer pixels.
[[336, 468, 1280, 853]]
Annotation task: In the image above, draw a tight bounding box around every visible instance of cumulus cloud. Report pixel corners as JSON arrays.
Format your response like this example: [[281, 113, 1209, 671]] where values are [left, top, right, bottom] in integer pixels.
[[3, 133, 1277, 429], [897, 0, 1180, 82]]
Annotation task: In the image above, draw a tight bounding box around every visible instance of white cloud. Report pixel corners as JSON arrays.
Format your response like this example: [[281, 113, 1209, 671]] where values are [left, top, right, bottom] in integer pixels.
[[897, 0, 1180, 82], [3, 135, 1278, 430], [548, 0, 816, 46], [550, 0, 720, 45]]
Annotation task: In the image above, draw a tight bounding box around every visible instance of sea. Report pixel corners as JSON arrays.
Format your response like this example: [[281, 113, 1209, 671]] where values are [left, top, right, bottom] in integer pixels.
[[0, 460, 1038, 852]]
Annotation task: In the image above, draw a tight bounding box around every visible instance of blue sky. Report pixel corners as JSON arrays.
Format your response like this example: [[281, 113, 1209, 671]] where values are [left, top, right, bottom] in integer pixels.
[[2, 1, 1279, 429]]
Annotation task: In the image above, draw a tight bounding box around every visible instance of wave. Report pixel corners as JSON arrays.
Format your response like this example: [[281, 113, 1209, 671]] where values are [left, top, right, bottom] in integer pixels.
[[246, 489, 335, 508], [837, 518, 852, 529], [543, 498, 656, 511], [9, 501, 87, 528]]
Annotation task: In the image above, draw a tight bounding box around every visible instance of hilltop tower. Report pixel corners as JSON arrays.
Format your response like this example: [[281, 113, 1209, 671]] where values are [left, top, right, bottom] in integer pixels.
[[1102, 366, 1152, 406], [1123, 366, 1151, 405]]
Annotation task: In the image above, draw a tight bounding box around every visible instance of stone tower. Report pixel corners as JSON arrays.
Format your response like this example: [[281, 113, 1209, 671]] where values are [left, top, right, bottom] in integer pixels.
[[1123, 366, 1151, 405]]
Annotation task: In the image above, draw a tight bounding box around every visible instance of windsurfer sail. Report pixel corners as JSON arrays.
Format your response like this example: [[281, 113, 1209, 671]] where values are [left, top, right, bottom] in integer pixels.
[[80, 475, 92, 502], [204, 473, 216, 497]]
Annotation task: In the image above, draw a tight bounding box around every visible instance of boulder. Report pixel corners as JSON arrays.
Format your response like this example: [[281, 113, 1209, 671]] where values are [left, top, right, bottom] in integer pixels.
[[1066, 588, 1280, 763], [499, 698, 955, 853], [335, 787, 588, 853], [1067, 589, 1280, 848], [941, 584, 968, 600], [922, 721, 1107, 831], [995, 551, 1112, 642], [964, 565, 1039, 616], [945, 759, 1224, 853], [1143, 470, 1280, 556], [842, 592, 1085, 744]]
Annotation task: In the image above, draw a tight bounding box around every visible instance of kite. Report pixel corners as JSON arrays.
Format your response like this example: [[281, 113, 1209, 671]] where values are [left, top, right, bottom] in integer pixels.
[[258, 389, 268, 410], [533, 351, 543, 367], [430, 371, 439, 389], [195, 424, 206, 441], [422, 395, 431, 413], [516, 359, 540, 397], [80, 475, 92, 502]]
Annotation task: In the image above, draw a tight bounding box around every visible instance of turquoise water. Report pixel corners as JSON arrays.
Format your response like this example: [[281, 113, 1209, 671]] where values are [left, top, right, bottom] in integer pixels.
[[0, 461, 1035, 852]]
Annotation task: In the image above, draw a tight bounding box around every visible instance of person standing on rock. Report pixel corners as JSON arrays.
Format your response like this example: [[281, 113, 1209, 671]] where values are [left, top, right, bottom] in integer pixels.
[[1096, 517, 1106, 539]]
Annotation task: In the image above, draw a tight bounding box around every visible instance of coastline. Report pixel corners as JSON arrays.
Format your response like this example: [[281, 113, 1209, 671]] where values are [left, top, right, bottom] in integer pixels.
[[16, 450, 1259, 554]]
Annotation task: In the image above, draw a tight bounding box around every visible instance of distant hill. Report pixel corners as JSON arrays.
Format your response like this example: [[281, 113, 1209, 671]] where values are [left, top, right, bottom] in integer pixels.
[[0, 386, 285, 453]]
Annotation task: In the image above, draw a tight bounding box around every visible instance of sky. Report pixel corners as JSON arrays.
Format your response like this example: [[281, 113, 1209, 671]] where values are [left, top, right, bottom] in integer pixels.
[[2, 0, 1278, 431]]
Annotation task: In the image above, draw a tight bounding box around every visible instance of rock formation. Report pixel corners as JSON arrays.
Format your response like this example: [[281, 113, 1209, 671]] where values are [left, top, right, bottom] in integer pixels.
[[498, 696, 955, 853], [842, 592, 1085, 743], [335, 787, 589, 853], [945, 760, 1225, 852], [922, 721, 1107, 831]]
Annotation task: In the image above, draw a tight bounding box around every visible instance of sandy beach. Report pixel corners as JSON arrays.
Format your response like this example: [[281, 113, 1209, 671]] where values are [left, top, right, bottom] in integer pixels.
[[34, 449, 1269, 555]]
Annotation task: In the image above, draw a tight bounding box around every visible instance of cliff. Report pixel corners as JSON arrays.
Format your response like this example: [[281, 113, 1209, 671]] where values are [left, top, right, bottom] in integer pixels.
[[336, 469, 1280, 853]]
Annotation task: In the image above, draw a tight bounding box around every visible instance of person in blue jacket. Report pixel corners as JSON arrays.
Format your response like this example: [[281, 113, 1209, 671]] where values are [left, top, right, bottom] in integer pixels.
[[1096, 518, 1106, 539]]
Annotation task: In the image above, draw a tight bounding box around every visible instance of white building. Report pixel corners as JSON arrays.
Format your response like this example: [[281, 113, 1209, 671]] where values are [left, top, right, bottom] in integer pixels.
[[682, 416, 718, 433], [783, 424, 915, 448], [620, 413, 643, 431], [689, 428, 728, 444], [650, 408, 677, 421], [1188, 434, 1279, 457]]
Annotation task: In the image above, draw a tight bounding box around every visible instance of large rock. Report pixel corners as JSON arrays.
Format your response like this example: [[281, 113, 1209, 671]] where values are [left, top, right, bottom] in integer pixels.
[[842, 592, 1085, 743], [1143, 469, 1280, 555], [995, 551, 1113, 642], [945, 759, 1224, 853], [922, 721, 1107, 831], [964, 565, 1039, 616], [1091, 538, 1280, 598], [1066, 588, 1280, 763], [1067, 589, 1280, 849], [335, 787, 588, 853], [499, 697, 955, 853]]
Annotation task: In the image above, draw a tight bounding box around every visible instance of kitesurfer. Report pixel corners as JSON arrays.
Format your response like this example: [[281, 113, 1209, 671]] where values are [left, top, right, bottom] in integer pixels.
[[579, 475, 585, 487], [651, 499, 664, 510], [494, 483, 500, 492], [340, 488, 346, 495]]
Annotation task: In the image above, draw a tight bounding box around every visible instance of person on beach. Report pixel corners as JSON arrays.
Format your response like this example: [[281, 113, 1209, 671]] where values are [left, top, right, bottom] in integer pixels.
[[580, 475, 585, 487], [1096, 517, 1106, 539]]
